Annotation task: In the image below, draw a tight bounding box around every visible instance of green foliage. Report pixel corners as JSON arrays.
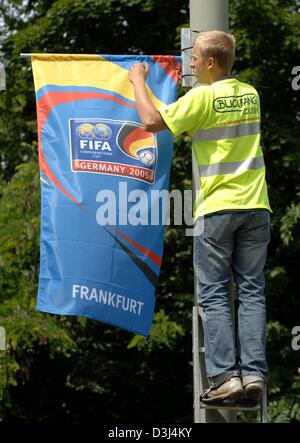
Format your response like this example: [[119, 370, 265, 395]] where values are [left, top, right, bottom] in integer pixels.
[[280, 202, 300, 246], [0, 161, 40, 301], [268, 396, 300, 423], [127, 309, 185, 353], [0, 161, 76, 402]]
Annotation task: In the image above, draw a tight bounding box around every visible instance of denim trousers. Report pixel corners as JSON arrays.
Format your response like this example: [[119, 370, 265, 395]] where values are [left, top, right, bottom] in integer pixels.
[[193, 209, 271, 388]]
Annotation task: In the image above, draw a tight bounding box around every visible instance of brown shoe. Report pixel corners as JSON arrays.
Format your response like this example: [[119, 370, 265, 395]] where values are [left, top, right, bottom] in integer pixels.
[[201, 376, 244, 403], [244, 381, 264, 401]]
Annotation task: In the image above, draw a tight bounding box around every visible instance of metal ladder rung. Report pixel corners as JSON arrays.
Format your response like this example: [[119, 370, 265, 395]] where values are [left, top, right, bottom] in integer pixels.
[[200, 402, 261, 411]]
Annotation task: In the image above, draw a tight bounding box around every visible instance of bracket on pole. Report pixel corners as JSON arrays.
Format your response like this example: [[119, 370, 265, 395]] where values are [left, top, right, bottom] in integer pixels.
[[180, 28, 196, 88]]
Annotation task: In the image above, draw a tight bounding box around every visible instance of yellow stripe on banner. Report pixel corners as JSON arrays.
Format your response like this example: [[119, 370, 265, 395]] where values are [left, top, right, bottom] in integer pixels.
[[40, 176, 50, 186], [31, 54, 165, 108]]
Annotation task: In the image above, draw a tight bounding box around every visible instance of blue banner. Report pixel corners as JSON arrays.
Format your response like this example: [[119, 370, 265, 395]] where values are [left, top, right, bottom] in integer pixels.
[[32, 54, 181, 336]]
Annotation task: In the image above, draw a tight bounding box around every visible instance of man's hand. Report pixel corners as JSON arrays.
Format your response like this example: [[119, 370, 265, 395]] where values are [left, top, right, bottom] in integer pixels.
[[129, 63, 149, 84], [128, 62, 167, 133]]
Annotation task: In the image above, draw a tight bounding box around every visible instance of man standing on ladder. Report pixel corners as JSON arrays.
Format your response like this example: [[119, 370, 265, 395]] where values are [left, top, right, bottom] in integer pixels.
[[129, 30, 271, 403]]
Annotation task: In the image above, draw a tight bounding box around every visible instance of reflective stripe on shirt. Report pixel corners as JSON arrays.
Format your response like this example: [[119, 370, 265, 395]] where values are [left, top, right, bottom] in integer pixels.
[[198, 156, 265, 177], [193, 122, 260, 142]]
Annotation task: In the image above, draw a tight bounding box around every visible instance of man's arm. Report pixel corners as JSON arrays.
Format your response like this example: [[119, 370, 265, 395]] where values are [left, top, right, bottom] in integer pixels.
[[129, 63, 168, 133]]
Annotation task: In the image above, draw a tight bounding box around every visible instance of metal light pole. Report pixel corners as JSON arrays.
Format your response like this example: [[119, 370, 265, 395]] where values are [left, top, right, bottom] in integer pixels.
[[189, 0, 236, 423], [190, 0, 229, 34]]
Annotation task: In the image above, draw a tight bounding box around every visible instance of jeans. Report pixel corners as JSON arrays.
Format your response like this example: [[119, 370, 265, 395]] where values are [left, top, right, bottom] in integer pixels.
[[193, 209, 271, 388]]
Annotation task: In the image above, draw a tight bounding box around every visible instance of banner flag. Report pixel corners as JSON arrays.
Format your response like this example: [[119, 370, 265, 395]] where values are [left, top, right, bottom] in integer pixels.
[[32, 54, 181, 336]]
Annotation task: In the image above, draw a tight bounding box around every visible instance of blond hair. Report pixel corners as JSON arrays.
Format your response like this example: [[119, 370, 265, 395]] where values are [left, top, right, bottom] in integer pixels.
[[193, 31, 236, 73]]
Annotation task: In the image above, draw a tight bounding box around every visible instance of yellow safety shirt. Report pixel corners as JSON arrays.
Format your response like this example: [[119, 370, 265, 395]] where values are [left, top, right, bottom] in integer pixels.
[[158, 78, 271, 219]]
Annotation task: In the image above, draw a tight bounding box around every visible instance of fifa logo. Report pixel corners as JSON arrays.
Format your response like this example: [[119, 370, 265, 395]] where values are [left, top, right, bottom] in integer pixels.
[[76, 123, 112, 152], [69, 118, 157, 183]]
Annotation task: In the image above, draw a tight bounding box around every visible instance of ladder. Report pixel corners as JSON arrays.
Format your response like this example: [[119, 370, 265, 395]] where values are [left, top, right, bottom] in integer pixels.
[[192, 305, 268, 423]]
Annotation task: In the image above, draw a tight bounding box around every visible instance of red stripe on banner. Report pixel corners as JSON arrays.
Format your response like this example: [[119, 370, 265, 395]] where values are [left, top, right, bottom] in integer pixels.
[[151, 55, 182, 83], [109, 226, 162, 267], [36, 91, 137, 206], [72, 160, 154, 183]]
